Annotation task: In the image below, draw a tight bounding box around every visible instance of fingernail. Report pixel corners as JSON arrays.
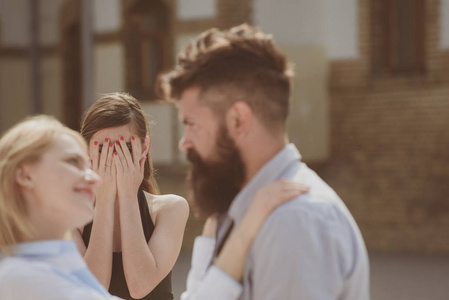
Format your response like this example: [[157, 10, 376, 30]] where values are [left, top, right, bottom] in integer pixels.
[[114, 152, 117, 155], [116, 141, 120, 145], [131, 136, 135, 140], [94, 141, 98, 146], [104, 138, 108, 143], [120, 136, 124, 141], [109, 142, 113, 147]]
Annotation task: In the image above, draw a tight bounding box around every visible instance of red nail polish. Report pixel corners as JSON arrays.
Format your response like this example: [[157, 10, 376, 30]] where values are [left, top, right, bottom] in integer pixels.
[[104, 138, 108, 143], [116, 141, 120, 145], [131, 136, 135, 140], [114, 152, 117, 155], [120, 136, 124, 141], [109, 142, 113, 147], [94, 141, 98, 146]]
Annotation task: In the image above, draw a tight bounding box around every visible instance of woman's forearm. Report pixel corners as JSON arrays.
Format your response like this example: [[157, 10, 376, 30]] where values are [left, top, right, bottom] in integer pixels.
[[119, 198, 162, 299], [82, 201, 115, 289], [214, 211, 262, 282]]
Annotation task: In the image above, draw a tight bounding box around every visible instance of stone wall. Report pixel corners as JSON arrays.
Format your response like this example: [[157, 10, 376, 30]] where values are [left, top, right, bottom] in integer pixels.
[[315, 0, 449, 253]]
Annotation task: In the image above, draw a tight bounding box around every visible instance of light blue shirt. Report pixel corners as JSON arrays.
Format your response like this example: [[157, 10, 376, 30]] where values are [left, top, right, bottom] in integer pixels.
[[0, 240, 120, 300], [227, 144, 370, 300]]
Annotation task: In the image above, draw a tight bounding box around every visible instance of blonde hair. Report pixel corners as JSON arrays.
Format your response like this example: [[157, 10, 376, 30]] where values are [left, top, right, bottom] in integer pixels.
[[0, 115, 87, 254]]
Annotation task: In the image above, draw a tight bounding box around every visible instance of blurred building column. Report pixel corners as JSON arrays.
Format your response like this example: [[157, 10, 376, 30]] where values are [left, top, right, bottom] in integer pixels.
[[81, 0, 94, 111], [30, 0, 41, 113], [253, 0, 329, 162]]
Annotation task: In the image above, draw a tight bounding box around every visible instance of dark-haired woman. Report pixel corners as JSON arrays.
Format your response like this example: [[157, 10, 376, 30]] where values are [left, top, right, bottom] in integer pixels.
[[72, 93, 189, 300]]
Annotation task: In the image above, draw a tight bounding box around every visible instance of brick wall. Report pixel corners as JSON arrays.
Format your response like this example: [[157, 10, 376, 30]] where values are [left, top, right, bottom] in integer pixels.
[[316, 0, 449, 253]]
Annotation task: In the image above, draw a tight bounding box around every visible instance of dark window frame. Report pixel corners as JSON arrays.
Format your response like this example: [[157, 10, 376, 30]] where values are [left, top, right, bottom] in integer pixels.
[[371, 0, 426, 77], [124, 0, 170, 101]]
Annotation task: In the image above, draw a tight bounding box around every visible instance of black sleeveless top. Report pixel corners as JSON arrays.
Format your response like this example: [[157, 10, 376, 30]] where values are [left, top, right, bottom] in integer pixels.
[[82, 189, 173, 300]]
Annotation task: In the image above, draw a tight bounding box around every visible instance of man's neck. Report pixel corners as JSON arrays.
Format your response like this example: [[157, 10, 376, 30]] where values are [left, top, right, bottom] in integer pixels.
[[241, 133, 288, 185]]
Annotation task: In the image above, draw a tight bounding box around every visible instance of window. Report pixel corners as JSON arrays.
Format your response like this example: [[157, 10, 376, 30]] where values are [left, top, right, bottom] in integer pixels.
[[124, 0, 170, 100], [371, 0, 425, 76]]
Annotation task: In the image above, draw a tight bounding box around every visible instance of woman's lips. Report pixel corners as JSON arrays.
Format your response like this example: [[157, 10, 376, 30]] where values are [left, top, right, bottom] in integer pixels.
[[74, 187, 94, 201]]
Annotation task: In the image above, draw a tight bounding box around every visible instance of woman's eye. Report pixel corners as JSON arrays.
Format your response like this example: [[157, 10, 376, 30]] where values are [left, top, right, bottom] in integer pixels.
[[68, 158, 81, 167]]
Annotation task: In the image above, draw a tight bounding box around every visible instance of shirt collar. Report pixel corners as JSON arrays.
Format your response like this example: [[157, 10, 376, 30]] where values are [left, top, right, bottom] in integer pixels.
[[228, 143, 302, 224], [2, 240, 78, 258]]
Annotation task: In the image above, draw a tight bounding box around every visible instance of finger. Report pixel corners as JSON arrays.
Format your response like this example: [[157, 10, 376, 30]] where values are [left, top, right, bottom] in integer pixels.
[[139, 156, 146, 178], [89, 139, 100, 170], [106, 141, 115, 174], [99, 138, 109, 170], [279, 185, 310, 202], [118, 137, 132, 168], [115, 141, 127, 171], [298, 184, 310, 193], [284, 182, 310, 193], [113, 151, 122, 173], [130, 135, 142, 167], [277, 180, 309, 191], [111, 153, 117, 177]]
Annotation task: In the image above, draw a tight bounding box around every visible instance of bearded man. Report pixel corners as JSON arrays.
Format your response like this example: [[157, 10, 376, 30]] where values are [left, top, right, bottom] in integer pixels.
[[158, 24, 370, 300]]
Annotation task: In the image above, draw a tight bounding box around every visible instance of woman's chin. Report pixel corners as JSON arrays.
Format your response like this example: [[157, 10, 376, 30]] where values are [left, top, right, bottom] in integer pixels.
[[72, 208, 94, 229]]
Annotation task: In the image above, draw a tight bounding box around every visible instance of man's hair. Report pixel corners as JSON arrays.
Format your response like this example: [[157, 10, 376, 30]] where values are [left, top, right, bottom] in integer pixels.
[[157, 23, 294, 130], [0, 115, 87, 254]]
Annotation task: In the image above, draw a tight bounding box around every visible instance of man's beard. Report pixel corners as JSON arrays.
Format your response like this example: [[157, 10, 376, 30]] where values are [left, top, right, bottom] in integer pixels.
[[187, 127, 245, 218]]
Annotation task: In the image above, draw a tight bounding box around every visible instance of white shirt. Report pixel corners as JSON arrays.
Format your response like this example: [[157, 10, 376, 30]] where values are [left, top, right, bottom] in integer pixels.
[[0, 240, 121, 300], [181, 237, 242, 300]]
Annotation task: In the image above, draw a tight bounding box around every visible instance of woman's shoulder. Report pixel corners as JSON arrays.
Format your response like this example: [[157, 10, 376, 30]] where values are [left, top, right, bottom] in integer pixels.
[[144, 192, 189, 218]]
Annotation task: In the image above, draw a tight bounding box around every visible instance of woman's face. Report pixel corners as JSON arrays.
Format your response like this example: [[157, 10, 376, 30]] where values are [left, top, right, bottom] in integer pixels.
[[23, 133, 100, 234], [90, 124, 146, 157]]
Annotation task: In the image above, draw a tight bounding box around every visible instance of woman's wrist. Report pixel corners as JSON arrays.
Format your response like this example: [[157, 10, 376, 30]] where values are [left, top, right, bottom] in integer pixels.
[[94, 194, 116, 207]]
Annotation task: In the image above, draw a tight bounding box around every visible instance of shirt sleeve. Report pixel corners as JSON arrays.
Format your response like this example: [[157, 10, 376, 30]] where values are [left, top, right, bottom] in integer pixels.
[[0, 261, 117, 300], [249, 206, 350, 300], [181, 236, 242, 300]]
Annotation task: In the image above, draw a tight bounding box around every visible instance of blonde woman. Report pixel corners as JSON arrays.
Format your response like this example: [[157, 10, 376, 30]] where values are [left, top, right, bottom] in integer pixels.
[[0, 115, 119, 299]]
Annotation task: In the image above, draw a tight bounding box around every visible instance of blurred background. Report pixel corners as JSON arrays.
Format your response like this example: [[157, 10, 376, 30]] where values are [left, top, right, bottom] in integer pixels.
[[1, 0, 449, 299]]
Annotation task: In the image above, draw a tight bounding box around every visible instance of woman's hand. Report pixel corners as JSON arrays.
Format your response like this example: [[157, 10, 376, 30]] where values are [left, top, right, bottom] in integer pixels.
[[245, 179, 309, 225], [113, 136, 147, 202], [90, 138, 117, 205]]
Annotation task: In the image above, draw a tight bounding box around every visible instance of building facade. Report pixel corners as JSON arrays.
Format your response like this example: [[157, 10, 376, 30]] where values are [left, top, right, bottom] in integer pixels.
[[1, 0, 448, 253]]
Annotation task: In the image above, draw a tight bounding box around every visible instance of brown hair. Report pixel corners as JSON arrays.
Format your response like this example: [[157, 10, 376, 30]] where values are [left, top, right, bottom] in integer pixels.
[[0, 115, 87, 254], [157, 23, 294, 130], [81, 93, 159, 194]]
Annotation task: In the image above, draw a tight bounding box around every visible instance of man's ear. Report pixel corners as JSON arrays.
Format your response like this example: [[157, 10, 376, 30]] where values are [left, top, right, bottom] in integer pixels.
[[15, 166, 34, 190], [226, 101, 252, 139]]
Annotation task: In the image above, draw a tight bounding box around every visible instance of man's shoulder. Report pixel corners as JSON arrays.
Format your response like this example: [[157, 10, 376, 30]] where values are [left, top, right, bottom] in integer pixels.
[[254, 162, 358, 244], [271, 163, 347, 224]]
